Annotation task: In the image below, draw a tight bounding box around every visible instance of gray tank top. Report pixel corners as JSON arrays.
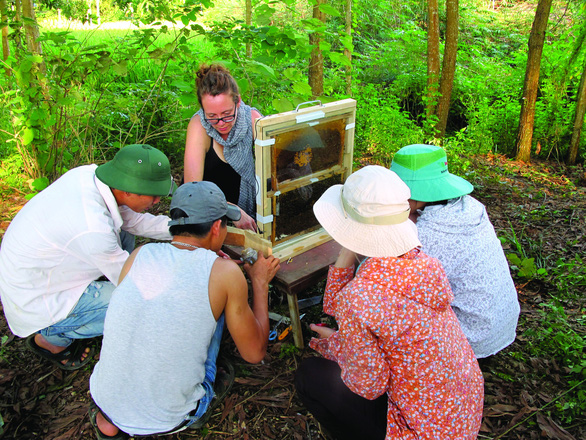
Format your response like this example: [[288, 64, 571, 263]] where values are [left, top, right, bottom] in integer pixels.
[[90, 243, 218, 436]]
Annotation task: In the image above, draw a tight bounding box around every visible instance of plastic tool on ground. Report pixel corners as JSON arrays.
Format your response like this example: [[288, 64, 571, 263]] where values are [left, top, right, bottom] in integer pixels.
[[269, 316, 286, 341], [278, 314, 306, 341]]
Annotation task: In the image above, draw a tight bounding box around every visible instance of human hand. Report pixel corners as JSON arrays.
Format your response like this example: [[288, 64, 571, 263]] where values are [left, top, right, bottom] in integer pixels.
[[310, 324, 335, 339], [233, 208, 258, 232], [244, 253, 280, 286], [216, 249, 231, 260]]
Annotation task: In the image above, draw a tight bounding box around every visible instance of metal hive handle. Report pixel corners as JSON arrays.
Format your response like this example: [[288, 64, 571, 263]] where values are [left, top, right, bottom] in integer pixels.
[[295, 100, 323, 112]]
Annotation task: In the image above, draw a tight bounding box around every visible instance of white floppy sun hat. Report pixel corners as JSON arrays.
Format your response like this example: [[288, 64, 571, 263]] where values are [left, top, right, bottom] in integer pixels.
[[313, 165, 421, 258]]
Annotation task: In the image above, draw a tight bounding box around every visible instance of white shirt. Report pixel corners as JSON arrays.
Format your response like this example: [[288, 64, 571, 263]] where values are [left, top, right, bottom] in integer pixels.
[[416, 195, 520, 358], [0, 165, 172, 337]]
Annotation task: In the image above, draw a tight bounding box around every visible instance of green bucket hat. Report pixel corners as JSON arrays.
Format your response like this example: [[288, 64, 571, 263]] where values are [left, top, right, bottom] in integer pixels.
[[390, 144, 473, 202], [95, 144, 176, 196]]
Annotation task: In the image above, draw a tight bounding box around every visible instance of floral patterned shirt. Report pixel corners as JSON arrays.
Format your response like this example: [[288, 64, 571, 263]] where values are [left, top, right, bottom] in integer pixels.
[[310, 249, 484, 440]]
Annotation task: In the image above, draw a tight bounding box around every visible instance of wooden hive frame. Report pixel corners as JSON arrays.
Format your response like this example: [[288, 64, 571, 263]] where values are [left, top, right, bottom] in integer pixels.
[[253, 99, 356, 261]]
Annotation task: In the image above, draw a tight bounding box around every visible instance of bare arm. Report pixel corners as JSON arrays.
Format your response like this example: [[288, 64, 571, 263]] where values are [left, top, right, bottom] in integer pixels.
[[117, 245, 144, 284], [335, 247, 357, 268], [209, 254, 280, 363], [184, 115, 211, 183]]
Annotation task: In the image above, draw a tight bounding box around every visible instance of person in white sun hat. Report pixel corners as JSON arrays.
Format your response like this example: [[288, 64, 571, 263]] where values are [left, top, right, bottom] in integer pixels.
[[294, 165, 483, 440], [391, 144, 520, 359]]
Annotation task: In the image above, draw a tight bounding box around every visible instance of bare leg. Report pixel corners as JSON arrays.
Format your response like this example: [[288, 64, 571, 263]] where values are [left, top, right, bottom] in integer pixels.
[[96, 411, 120, 436], [34, 334, 90, 364]]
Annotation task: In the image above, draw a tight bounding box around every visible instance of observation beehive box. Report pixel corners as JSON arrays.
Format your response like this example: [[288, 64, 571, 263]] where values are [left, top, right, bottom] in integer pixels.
[[253, 99, 356, 260]]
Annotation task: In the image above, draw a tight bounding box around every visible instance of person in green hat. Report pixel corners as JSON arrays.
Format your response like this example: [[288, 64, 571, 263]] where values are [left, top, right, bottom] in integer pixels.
[[0, 144, 175, 371], [391, 144, 520, 359]]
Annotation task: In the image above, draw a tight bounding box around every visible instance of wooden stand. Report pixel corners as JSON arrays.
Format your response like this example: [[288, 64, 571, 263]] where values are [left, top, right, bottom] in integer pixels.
[[224, 240, 341, 348]]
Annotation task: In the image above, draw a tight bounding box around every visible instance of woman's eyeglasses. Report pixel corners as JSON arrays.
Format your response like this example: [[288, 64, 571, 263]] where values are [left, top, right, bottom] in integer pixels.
[[205, 107, 236, 125]]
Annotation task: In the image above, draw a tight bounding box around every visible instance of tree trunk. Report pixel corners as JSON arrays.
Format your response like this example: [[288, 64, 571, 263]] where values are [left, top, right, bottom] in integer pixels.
[[435, 0, 459, 138], [426, 0, 440, 125], [515, 0, 553, 162], [1, 0, 9, 61], [246, 0, 252, 58], [568, 60, 586, 164], [22, 0, 42, 56], [344, 0, 352, 96], [13, 0, 22, 53], [308, 0, 324, 98], [96, 0, 101, 25]]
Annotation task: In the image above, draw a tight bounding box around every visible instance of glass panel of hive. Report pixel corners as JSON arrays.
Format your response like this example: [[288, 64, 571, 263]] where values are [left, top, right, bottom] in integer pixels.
[[271, 119, 346, 189], [273, 174, 344, 244]]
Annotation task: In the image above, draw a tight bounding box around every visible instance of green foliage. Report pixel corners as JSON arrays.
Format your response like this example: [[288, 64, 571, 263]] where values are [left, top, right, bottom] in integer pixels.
[[500, 222, 549, 280], [354, 83, 424, 166], [551, 254, 586, 299], [278, 342, 300, 359], [1, 3, 212, 184], [2, 0, 586, 187], [506, 254, 548, 279], [523, 297, 586, 423]]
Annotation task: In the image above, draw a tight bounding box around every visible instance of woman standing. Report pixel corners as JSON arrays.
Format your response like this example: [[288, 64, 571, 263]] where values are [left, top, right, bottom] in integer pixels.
[[184, 64, 261, 231]]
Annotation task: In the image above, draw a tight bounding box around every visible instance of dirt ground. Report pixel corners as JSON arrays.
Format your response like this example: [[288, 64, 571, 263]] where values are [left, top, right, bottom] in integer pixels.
[[0, 153, 585, 440]]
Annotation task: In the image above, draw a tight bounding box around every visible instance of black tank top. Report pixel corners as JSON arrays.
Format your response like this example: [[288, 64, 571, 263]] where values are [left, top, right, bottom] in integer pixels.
[[203, 141, 241, 205]]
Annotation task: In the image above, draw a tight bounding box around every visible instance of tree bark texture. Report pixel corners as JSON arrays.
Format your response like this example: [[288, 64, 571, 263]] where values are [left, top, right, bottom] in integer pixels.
[[309, 0, 325, 98], [344, 0, 352, 96], [426, 0, 440, 124], [14, 0, 22, 52], [515, 0, 553, 162], [246, 0, 252, 58], [568, 60, 586, 164], [22, 0, 42, 55], [435, 0, 459, 138], [1, 0, 9, 61]]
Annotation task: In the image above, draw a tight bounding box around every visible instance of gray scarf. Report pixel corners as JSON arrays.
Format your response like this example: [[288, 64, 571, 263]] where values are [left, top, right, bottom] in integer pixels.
[[197, 102, 259, 218]]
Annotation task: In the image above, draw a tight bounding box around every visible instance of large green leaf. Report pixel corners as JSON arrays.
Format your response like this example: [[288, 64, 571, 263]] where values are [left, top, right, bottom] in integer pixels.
[[172, 79, 194, 92], [292, 81, 312, 96], [319, 4, 341, 17], [22, 128, 35, 146], [31, 177, 50, 191], [328, 52, 351, 67], [272, 98, 293, 113], [112, 61, 128, 76]]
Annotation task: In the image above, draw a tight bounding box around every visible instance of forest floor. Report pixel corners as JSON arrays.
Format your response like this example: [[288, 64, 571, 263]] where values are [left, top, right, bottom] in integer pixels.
[[0, 153, 585, 440]]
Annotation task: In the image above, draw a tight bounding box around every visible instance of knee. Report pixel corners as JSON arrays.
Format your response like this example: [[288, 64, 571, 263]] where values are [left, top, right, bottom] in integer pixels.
[[294, 357, 321, 399]]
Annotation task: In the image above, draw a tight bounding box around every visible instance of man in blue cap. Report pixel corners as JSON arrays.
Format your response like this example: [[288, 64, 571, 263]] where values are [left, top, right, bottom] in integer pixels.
[[0, 144, 175, 370], [89, 181, 280, 439]]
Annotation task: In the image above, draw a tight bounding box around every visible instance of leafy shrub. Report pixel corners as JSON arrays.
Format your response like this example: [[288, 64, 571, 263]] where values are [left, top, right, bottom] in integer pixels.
[[354, 83, 424, 166]]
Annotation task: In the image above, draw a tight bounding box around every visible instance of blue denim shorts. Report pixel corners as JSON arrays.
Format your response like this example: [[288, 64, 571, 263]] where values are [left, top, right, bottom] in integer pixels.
[[39, 281, 115, 347]]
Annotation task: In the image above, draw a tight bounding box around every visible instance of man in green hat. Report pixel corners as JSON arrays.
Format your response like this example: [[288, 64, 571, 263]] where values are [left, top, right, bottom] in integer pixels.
[[391, 144, 520, 359], [0, 144, 175, 370]]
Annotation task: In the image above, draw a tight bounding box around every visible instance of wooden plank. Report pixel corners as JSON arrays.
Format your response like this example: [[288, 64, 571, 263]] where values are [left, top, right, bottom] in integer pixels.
[[286, 292, 304, 348], [223, 239, 340, 295], [262, 111, 356, 139], [224, 226, 273, 256], [266, 165, 344, 197], [272, 240, 341, 295], [256, 99, 357, 131], [273, 229, 332, 261]]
